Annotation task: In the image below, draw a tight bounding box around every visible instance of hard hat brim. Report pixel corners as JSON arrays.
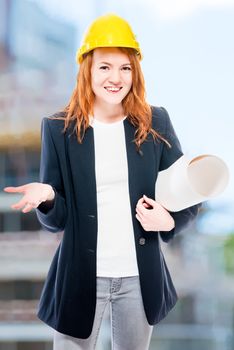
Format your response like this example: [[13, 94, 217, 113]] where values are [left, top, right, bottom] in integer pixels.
[[76, 44, 142, 64]]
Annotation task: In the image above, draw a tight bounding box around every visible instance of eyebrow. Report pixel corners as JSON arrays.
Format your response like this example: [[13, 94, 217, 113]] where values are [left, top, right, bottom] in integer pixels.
[[98, 61, 131, 66]]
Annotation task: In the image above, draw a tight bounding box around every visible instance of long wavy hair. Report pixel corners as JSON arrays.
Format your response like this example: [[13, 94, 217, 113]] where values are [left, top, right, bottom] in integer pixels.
[[49, 47, 169, 152]]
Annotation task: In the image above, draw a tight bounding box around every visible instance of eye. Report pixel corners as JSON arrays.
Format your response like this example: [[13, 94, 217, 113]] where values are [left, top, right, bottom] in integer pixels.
[[99, 66, 109, 70], [122, 66, 132, 71]]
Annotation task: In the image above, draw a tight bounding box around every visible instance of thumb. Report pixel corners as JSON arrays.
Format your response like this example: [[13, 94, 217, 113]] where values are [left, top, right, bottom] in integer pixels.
[[143, 194, 155, 206]]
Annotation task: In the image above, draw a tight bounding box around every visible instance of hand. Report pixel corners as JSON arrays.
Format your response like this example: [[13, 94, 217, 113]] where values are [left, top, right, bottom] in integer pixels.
[[135, 194, 175, 232], [3, 182, 55, 213]]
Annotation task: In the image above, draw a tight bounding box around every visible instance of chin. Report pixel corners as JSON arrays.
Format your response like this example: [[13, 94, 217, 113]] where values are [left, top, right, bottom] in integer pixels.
[[101, 97, 125, 105]]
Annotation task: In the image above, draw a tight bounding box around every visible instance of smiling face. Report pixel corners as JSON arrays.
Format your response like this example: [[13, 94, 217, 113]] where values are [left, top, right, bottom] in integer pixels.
[[91, 47, 133, 108]]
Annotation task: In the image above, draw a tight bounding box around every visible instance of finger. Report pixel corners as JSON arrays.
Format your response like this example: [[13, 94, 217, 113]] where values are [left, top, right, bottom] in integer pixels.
[[11, 198, 27, 210], [143, 195, 155, 206], [137, 196, 152, 208], [136, 207, 144, 220], [137, 197, 144, 204], [135, 214, 147, 230], [135, 213, 141, 222], [136, 202, 147, 216], [4, 185, 27, 193], [29, 201, 42, 208], [143, 203, 151, 208], [22, 203, 34, 213]]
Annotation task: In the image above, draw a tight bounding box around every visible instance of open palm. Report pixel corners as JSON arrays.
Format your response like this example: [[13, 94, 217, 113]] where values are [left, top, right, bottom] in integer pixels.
[[4, 182, 54, 213]]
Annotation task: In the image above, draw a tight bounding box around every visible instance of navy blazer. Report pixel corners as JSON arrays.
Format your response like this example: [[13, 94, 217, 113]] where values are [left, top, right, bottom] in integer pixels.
[[36, 106, 201, 338]]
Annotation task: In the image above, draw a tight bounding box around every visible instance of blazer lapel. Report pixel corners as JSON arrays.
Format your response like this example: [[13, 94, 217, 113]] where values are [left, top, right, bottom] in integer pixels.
[[123, 118, 157, 236], [67, 123, 97, 216]]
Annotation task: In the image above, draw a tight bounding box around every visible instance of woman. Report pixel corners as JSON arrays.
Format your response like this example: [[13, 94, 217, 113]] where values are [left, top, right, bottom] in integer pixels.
[[4, 13, 201, 350]]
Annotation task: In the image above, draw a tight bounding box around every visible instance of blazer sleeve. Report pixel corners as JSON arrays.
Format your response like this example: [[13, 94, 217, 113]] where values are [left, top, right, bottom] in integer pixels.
[[35, 117, 67, 233], [158, 107, 201, 243]]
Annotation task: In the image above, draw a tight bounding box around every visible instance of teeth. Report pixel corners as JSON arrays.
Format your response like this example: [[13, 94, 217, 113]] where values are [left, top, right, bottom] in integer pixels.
[[105, 87, 121, 92]]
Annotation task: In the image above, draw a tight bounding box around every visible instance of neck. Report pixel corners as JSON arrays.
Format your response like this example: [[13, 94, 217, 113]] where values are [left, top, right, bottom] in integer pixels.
[[93, 101, 125, 123]]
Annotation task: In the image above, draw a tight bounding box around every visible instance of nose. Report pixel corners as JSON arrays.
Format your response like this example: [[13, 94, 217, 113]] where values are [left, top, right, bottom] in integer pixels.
[[108, 69, 121, 85]]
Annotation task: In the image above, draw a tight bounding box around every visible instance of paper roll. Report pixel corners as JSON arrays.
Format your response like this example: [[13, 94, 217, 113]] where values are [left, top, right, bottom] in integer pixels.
[[155, 154, 229, 212]]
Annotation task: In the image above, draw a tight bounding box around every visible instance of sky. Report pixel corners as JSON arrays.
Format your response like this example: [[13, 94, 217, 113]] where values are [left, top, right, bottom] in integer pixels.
[[33, 0, 234, 231]]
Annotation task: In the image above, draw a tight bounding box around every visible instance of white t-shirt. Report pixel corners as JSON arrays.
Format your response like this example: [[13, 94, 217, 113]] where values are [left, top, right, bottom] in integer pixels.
[[90, 116, 139, 277]]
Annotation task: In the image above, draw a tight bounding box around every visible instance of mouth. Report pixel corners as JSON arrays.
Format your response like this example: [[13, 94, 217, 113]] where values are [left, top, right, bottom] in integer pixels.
[[104, 87, 123, 93]]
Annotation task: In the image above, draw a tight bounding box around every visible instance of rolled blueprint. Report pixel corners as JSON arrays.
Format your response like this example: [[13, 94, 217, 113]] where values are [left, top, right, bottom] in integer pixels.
[[155, 154, 229, 212]]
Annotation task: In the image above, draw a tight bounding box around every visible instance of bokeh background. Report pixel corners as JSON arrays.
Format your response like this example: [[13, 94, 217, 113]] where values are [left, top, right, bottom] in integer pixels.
[[0, 0, 233, 349]]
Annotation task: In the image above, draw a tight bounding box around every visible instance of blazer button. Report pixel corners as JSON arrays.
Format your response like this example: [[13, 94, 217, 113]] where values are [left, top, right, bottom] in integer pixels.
[[88, 214, 95, 219], [139, 237, 145, 245]]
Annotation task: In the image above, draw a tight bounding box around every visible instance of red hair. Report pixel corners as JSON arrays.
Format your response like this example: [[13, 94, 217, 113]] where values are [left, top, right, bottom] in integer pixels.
[[50, 47, 169, 151]]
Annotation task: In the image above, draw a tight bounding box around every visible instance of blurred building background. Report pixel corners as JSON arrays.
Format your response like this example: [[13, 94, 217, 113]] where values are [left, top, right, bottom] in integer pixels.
[[0, 0, 234, 349], [0, 0, 76, 349]]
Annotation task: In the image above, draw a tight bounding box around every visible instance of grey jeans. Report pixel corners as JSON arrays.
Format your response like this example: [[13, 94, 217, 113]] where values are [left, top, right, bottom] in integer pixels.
[[53, 275, 154, 350]]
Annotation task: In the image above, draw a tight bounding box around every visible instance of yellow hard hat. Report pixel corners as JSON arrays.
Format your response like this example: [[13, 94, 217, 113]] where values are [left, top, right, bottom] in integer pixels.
[[76, 13, 142, 64]]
